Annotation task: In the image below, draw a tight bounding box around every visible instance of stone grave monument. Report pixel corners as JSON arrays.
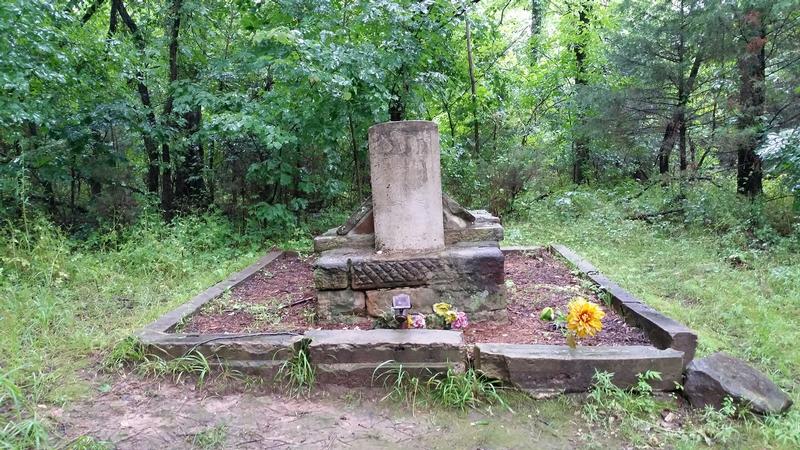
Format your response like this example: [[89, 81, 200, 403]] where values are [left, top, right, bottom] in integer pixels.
[[313, 121, 506, 321]]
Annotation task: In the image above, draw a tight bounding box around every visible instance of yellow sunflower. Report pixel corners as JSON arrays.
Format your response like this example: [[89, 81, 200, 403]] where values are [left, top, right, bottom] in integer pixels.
[[566, 297, 605, 338], [433, 302, 453, 317]]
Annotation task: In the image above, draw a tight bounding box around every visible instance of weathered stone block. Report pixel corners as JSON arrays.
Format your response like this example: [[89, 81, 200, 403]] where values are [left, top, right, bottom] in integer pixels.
[[313, 251, 350, 289], [444, 223, 504, 245], [306, 329, 464, 365], [348, 245, 504, 290], [365, 287, 439, 317], [316, 289, 366, 321], [435, 287, 508, 315], [306, 329, 465, 386], [369, 121, 445, 252], [475, 344, 683, 393], [684, 352, 793, 415], [618, 301, 697, 363], [139, 331, 300, 377]]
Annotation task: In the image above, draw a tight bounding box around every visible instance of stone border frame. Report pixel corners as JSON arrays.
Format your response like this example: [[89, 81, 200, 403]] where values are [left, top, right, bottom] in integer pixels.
[[135, 245, 698, 392]]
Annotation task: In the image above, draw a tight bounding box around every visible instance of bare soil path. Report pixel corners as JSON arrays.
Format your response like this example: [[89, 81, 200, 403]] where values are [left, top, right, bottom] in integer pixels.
[[49, 375, 627, 449]]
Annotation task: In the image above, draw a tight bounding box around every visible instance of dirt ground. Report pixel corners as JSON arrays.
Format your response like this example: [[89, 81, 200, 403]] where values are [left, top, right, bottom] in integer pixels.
[[183, 250, 649, 347], [49, 374, 629, 450]]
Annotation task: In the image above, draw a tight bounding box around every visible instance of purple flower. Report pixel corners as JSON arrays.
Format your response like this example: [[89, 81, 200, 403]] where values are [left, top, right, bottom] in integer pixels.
[[406, 313, 427, 329], [450, 311, 469, 330]]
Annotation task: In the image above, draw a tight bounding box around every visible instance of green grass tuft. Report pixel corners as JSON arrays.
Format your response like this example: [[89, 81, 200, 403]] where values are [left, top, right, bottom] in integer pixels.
[[276, 339, 315, 396]]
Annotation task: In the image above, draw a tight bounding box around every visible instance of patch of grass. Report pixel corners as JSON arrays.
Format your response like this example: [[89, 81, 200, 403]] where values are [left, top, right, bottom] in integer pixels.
[[276, 339, 315, 396], [65, 435, 113, 450], [373, 363, 510, 413], [136, 351, 212, 387], [188, 424, 227, 449], [0, 417, 49, 450], [373, 362, 427, 413], [427, 367, 511, 412], [104, 336, 147, 370], [0, 369, 23, 409]]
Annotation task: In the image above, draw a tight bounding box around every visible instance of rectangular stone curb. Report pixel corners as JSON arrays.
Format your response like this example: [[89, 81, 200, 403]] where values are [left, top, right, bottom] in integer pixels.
[[137, 331, 301, 377], [474, 343, 684, 393], [140, 250, 284, 333], [500, 245, 546, 253], [316, 361, 467, 386], [305, 329, 465, 386], [549, 244, 697, 364]]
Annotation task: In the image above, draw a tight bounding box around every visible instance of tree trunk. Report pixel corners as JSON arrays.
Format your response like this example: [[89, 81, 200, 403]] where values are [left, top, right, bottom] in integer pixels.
[[736, 10, 766, 198], [658, 52, 701, 175], [389, 66, 407, 121], [175, 106, 207, 210], [572, 3, 590, 184], [160, 0, 182, 220], [657, 118, 677, 174], [113, 0, 160, 194], [466, 18, 479, 156], [348, 112, 362, 199]]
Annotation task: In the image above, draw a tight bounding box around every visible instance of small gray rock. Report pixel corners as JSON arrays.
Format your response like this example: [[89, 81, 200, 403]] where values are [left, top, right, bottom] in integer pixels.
[[684, 352, 792, 415]]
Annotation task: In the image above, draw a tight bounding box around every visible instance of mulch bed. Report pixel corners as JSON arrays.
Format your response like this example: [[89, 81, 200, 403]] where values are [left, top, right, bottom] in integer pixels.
[[181, 251, 650, 346]]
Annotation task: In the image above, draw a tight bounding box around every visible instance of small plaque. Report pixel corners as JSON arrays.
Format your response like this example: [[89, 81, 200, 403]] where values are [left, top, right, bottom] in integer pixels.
[[392, 294, 411, 309]]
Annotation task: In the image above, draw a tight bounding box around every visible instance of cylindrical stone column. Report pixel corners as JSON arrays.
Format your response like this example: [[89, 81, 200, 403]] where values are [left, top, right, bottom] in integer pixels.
[[368, 121, 444, 252]]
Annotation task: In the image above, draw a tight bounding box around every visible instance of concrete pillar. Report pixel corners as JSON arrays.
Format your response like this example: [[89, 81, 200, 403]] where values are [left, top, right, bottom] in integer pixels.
[[368, 121, 445, 252]]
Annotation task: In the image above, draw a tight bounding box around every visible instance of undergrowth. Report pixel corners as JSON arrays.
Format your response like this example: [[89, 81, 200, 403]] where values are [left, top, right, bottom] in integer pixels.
[[276, 339, 315, 396], [373, 362, 510, 413]]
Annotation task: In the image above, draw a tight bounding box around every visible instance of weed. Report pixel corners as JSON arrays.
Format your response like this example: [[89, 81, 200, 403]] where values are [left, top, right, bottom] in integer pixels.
[[583, 370, 663, 425], [373, 363, 510, 414], [104, 337, 147, 370], [300, 307, 317, 325], [427, 367, 510, 412], [65, 435, 113, 450], [0, 369, 23, 409], [276, 339, 314, 396], [188, 424, 227, 449], [136, 351, 212, 387], [373, 362, 426, 413], [0, 417, 48, 449]]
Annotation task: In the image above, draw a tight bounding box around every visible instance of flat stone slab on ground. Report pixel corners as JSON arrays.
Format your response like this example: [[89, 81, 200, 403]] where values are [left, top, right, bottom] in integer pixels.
[[475, 343, 683, 393], [306, 329, 465, 386], [137, 331, 301, 377], [684, 352, 793, 415]]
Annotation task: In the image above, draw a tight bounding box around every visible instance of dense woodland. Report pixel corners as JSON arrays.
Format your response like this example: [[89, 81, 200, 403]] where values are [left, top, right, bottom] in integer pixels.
[[2, 1, 800, 448], [1, 0, 798, 234]]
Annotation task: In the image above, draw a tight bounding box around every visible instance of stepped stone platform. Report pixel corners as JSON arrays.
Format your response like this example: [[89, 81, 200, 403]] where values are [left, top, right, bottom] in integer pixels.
[[314, 242, 506, 321], [137, 245, 699, 394]]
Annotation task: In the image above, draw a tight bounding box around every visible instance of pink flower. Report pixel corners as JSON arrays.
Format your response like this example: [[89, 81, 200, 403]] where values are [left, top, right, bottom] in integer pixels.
[[406, 314, 427, 329], [450, 311, 469, 330]]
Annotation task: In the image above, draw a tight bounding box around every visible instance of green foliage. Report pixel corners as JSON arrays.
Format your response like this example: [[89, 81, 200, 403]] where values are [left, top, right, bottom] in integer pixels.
[[373, 363, 509, 413], [65, 435, 113, 450], [276, 339, 315, 397], [0, 418, 49, 450], [188, 424, 228, 449], [104, 337, 147, 370], [136, 351, 212, 387], [583, 370, 663, 423], [427, 368, 510, 412]]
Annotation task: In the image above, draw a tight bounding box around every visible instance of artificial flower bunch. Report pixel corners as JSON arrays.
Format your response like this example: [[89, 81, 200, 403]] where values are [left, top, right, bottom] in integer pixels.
[[405, 302, 469, 330], [539, 297, 605, 348]]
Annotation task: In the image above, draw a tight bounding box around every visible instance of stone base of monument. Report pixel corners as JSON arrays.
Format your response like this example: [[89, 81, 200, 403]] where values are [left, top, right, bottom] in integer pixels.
[[314, 242, 507, 322], [137, 245, 706, 394]]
